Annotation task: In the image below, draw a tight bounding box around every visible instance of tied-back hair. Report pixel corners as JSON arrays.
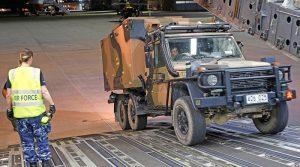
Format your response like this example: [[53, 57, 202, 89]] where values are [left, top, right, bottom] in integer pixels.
[[19, 48, 33, 65]]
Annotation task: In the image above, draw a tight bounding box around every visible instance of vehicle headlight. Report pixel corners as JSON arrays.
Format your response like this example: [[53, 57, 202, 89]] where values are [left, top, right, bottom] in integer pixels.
[[207, 75, 218, 86], [278, 70, 284, 80]]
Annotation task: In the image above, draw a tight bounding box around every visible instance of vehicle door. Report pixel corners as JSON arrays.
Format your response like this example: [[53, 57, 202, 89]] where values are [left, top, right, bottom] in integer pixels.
[[146, 41, 171, 108]]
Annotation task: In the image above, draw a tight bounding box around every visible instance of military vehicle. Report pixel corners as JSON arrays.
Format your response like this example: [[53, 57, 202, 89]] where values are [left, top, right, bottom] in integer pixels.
[[0, 0, 69, 16], [43, 0, 70, 16], [101, 17, 296, 146], [112, 0, 145, 20]]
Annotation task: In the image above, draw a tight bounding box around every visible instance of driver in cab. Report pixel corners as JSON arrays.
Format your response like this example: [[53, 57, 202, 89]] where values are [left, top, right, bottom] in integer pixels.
[[171, 47, 179, 61], [171, 47, 192, 61]]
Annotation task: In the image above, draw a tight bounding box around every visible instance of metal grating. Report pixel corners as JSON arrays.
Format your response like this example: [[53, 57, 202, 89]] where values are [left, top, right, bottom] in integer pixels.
[[230, 70, 273, 78], [2, 121, 300, 167], [230, 70, 275, 94]]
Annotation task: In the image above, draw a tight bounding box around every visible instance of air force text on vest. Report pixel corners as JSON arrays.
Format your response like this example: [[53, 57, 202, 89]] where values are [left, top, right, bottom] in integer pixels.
[[14, 94, 38, 101]]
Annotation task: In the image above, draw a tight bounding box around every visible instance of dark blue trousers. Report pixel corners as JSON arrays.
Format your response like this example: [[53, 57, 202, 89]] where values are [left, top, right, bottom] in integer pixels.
[[16, 113, 51, 163]]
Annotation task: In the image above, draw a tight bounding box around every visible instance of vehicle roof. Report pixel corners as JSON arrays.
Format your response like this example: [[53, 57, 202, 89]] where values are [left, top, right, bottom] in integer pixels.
[[165, 32, 233, 38]]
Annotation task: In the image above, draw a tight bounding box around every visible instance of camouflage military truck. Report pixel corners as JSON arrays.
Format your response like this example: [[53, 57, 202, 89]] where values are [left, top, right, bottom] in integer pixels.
[[101, 17, 296, 146]]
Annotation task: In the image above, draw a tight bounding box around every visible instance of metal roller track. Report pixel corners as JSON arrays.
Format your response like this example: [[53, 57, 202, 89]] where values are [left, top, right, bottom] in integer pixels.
[[1, 120, 300, 167]]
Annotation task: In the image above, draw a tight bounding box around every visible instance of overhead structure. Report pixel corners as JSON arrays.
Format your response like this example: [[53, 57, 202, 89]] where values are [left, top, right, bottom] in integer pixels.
[[195, 0, 300, 58]]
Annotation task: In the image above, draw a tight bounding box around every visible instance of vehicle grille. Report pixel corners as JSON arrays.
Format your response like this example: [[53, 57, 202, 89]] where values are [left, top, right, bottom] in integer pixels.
[[230, 70, 272, 78], [230, 70, 274, 94]]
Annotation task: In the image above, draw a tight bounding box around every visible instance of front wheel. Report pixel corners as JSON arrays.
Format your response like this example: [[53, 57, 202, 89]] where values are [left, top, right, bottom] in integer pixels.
[[253, 102, 288, 134], [173, 96, 206, 146], [127, 95, 147, 131]]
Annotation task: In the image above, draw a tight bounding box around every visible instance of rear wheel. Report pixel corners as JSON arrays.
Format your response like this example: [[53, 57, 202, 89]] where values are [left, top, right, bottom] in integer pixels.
[[173, 96, 206, 146], [127, 95, 147, 130], [115, 96, 130, 130], [253, 101, 288, 134]]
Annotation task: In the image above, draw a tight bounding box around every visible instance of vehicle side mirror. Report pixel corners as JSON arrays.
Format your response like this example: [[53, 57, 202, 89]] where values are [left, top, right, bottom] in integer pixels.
[[145, 52, 155, 68], [261, 57, 276, 64], [237, 41, 244, 49]]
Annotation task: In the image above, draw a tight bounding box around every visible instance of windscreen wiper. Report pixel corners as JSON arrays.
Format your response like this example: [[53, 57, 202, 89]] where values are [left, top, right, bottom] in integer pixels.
[[216, 55, 237, 62]]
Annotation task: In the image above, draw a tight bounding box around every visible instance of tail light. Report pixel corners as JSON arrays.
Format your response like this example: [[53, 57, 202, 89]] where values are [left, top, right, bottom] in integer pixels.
[[286, 90, 294, 101]]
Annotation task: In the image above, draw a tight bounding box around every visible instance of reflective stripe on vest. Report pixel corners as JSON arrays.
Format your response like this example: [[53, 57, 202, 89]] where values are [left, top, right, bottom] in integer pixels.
[[32, 68, 38, 80], [13, 101, 44, 107], [9, 68, 36, 80], [10, 69, 16, 80], [11, 90, 42, 95], [9, 67, 45, 118]]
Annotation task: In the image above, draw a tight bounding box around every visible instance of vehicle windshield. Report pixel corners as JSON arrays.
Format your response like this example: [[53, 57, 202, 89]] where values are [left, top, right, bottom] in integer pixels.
[[167, 36, 242, 62]]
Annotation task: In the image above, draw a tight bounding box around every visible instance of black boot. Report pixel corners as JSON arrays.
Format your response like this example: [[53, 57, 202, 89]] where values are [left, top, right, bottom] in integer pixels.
[[29, 162, 37, 167], [42, 160, 52, 167]]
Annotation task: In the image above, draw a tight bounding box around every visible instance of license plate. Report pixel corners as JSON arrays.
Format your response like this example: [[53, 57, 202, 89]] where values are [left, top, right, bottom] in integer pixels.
[[246, 94, 268, 104]]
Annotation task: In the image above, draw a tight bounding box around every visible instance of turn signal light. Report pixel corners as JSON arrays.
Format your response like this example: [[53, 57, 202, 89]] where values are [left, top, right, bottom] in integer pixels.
[[272, 61, 280, 66], [197, 67, 206, 73], [286, 90, 294, 100]]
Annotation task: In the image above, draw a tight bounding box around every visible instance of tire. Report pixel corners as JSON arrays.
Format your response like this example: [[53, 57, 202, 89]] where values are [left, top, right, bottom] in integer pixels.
[[127, 95, 147, 130], [115, 97, 130, 130], [253, 101, 288, 134], [173, 96, 206, 146]]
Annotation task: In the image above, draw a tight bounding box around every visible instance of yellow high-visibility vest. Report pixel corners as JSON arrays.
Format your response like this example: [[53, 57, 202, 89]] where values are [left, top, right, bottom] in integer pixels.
[[9, 66, 45, 118]]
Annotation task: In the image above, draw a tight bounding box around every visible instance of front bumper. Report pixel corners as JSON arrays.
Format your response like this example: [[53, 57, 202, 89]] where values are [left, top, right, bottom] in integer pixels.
[[193, 66, 296, 109], [193, 90, 296, 109]]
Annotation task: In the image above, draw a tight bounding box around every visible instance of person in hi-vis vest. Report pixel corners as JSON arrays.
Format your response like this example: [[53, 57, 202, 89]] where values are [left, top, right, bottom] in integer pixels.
[[5, 48, 56, 167]]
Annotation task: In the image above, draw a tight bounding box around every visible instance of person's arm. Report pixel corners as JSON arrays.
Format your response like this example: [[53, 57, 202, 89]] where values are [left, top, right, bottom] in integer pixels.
[[42, 86, 54, 105], [40, 71, 56, 115], [4, 78, 12, 109], [5, 88, 14, 120], [5, 88, 12, 109], [40, 71, 54, 105]]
